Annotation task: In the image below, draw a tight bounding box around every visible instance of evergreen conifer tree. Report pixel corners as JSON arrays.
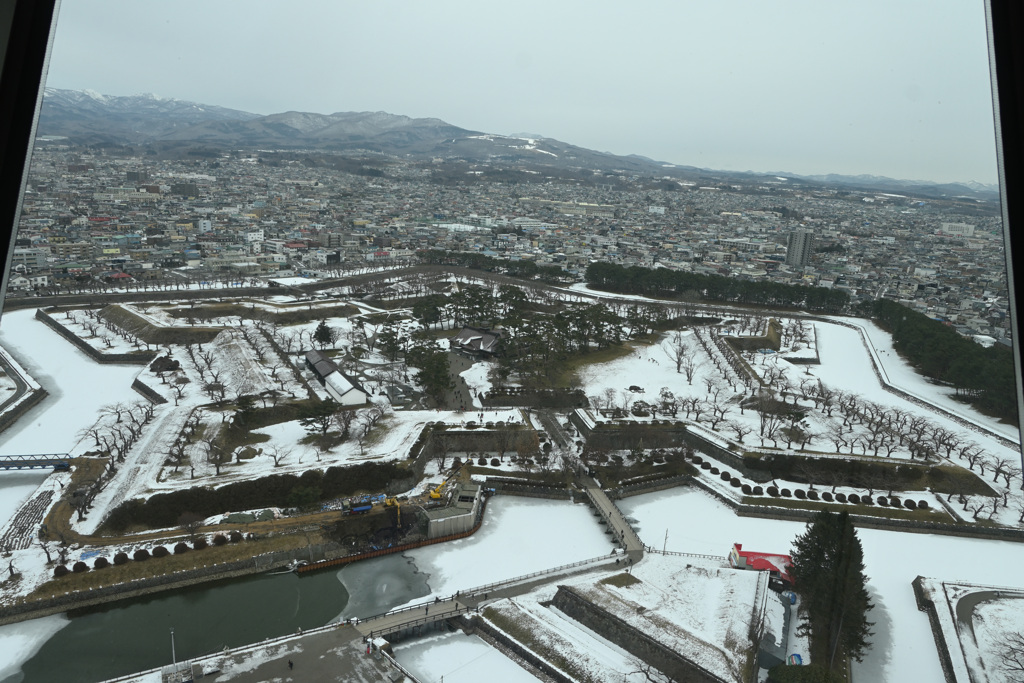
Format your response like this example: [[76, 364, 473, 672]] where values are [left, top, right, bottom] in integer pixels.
[[313, 320, 332, 349], [790, 510, 873, 669]]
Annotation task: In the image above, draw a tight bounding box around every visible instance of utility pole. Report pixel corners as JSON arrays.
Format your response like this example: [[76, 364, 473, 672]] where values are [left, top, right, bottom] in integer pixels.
[[663, 528, 668, 554], [171, 627, 177, 680]]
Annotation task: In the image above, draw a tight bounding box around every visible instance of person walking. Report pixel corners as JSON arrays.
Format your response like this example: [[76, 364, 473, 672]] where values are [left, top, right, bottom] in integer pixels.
[[288, 659, 293, 670]]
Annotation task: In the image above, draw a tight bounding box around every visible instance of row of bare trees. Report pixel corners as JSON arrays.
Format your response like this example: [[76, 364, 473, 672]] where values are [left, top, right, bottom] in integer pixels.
[[79, 401, 157, 467]]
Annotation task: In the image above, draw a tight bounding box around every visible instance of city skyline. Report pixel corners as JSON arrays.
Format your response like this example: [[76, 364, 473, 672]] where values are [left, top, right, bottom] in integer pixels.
[[44, 0, 999, 186]]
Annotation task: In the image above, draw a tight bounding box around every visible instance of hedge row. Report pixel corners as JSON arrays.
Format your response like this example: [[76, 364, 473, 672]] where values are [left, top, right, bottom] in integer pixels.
[[690, 454, 931, 509]]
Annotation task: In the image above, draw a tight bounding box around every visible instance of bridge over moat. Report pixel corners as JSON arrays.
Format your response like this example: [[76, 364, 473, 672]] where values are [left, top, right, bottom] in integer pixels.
[[0, 454, 70, 470]]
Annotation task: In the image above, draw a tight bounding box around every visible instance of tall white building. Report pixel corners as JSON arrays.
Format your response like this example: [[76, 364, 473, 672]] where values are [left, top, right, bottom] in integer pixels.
[[785, 229, 814, 267], [939, 222, 976, 237]]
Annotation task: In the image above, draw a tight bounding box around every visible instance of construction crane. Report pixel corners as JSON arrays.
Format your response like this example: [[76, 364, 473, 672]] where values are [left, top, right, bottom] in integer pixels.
[[428, 482, 446, 500]]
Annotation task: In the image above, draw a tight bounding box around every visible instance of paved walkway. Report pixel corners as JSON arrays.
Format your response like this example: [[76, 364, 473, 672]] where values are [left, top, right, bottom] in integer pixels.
[[584, 481, 645, 559], [160, 623, 397, 683], [443, 351, 475, 410], [536, 409, 574, 449]]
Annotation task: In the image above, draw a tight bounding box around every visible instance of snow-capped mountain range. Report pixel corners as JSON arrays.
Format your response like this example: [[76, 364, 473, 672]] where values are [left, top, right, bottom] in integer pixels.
[[37, 88, 999, 199]]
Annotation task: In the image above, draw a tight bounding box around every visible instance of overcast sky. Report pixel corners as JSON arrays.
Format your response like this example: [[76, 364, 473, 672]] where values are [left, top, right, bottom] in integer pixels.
[[45, 0, 999, 185]]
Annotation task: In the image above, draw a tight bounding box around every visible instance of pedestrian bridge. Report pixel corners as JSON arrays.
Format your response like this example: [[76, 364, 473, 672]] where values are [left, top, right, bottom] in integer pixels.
[[0, 454, 71, 470]]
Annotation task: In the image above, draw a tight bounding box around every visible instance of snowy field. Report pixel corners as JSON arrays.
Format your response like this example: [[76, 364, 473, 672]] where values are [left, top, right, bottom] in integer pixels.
[[969, 592, 1024, 683], [0, 308, 144, 454], [844, 317, 1019, 443], [395, 632, 540, 683], [0, 471, 49, 525], [620, 487, 1024, 682]]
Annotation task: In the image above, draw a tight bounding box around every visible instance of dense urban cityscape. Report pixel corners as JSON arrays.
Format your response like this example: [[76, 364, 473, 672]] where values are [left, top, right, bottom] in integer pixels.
[[12, 143, 1009, 346]]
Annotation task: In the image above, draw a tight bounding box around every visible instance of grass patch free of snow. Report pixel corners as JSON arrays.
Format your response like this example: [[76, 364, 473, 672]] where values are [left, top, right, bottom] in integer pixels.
[[554, 342, 638, 388], [599, 572, 642, 588]]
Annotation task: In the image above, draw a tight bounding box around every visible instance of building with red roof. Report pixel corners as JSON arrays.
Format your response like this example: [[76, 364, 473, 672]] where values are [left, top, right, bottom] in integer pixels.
[[730, 543, 794, 590]]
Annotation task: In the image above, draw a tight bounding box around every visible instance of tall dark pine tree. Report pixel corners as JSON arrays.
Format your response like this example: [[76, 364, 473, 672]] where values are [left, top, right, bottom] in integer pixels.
[[790, 510, 873, 670], [313, 320, 333, 350]]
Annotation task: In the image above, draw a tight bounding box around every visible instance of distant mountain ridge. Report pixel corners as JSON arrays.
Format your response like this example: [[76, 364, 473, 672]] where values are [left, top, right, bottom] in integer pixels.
[[38, 88, 998, 200], [39, 88, 261, 141], [768, 171, 999, 197]]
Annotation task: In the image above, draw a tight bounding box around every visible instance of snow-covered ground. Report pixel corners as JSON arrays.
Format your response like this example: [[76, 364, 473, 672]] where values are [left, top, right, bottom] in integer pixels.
[[0, 308, 144, 454], [575, 317, 1023, 524], [846, 317, 1019, 442], [395, 632, 540, 683], [460, 361, 495, 408], [967, 590, 1024, 683], [482, 553, 765, 683], [0, 292, 1022, 681], [404, 496, 614, 602], [0, 471, 49, 526], [619, 487, 1024, 682]]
